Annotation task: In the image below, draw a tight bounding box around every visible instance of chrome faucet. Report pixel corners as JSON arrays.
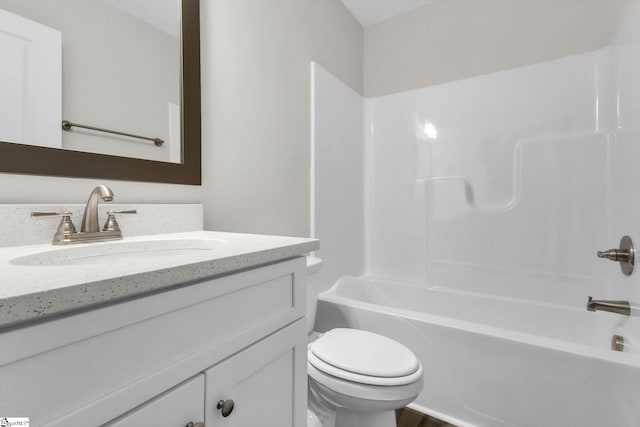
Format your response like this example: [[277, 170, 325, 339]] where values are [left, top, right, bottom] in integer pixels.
[[587, 296, 630, 316], [31, 185, 136, 244], [81, 185, 114, 232]]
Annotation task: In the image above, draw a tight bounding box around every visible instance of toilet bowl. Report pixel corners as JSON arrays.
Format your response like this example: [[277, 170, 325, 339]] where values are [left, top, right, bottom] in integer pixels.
[[306, 257, 423, 427]]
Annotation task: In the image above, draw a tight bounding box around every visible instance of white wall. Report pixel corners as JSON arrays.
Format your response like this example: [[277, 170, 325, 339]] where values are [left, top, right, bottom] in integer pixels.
[[364, 0, 633, 96], [200, 0, 363, 237], [0, 174, 203, 205]]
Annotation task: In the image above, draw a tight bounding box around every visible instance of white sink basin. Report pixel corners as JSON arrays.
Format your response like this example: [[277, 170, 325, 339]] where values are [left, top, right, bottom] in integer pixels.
[[10, 238, 228, 266]]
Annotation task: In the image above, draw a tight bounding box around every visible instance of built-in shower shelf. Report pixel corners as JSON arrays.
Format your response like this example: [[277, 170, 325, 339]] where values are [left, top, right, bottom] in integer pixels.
[[426, 132, 608, 219]]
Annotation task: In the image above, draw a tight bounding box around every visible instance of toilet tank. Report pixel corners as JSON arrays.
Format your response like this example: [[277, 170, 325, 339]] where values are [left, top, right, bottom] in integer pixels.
[[306, 256, 322, 334]]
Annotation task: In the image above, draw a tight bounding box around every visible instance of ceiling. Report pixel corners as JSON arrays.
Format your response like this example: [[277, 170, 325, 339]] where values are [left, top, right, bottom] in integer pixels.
[[106, 0, 430, 35], [105, 0, 180, 38], [341, 0, 432, 27]]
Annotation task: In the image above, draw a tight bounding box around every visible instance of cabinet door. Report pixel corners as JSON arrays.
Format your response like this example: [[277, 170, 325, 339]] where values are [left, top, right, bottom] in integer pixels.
[[205, 322, 307, 427], [104, 374, 205, 427]]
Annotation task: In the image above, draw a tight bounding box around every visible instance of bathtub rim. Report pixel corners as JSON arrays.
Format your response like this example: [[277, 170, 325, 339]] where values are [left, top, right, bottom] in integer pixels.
[[319, 275, 640, 368]]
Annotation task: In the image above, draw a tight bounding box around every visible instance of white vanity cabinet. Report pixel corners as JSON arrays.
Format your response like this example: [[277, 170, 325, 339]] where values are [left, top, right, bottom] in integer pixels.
[[104, 324, 305, 427], [104, 375, 206, 427], [0, 257, 308, 427], [204, 323, 304, 427]]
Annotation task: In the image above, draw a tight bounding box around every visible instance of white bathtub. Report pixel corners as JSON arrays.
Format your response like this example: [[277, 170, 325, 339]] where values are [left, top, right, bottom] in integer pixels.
[[315, 276, 640, 427]]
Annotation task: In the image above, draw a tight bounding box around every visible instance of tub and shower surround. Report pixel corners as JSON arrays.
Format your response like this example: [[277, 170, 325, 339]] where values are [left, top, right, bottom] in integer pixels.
[[365, 0, 640, 341], [312, 2, 640, 425], [366, 49, 609, 306], [314, 50, 616, 305], [361, 51, 640, 423]]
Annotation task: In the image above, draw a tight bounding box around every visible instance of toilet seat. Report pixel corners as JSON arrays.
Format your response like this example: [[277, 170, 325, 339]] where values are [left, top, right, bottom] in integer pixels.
[[308, 362, 424, 412], [308, 328, 423, 386]]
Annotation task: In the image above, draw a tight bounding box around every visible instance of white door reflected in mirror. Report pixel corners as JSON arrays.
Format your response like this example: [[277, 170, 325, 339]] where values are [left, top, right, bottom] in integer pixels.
[[0, 8, 61, 149]]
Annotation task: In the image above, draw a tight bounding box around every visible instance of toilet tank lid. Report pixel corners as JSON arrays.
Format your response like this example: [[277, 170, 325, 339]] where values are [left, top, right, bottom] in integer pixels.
[[306, 256, 323, 273]]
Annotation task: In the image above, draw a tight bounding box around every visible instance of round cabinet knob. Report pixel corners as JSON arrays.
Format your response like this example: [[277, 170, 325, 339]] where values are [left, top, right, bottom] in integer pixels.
[[217, 399, 235, 417]]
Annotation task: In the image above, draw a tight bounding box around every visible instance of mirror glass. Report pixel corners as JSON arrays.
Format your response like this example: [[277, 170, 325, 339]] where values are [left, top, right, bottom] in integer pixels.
[[0, 0, 182, 163]]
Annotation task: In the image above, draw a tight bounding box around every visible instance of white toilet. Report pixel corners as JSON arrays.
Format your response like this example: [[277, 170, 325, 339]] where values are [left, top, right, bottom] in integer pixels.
[[306, 257, 424, 427]]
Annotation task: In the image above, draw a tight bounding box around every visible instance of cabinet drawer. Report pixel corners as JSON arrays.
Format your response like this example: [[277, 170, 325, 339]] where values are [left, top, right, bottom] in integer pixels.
[[104, 374, 205, 427]]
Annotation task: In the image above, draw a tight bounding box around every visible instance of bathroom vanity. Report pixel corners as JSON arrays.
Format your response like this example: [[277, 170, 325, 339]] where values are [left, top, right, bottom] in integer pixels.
[[0, 230, 318, 427]]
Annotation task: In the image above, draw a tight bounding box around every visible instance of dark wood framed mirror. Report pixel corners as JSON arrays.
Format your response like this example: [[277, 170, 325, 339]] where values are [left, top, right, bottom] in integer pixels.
[[0, 0, 201, 185]]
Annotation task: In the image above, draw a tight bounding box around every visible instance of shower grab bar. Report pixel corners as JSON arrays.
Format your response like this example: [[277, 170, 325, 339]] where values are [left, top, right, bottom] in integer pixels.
[[62, 120, 164, 146]]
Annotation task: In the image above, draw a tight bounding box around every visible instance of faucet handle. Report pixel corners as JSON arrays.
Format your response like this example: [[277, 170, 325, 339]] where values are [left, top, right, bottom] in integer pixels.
[[108, 210, 137, 215], [597, 235, 635, 276], [31, 211, 78, 238], [103, 210, 137, 232], [31, 211, 72, 218]]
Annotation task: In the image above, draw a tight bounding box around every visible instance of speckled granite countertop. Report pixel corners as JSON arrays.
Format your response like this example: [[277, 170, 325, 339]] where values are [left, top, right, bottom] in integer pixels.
[[0, 231, 318, 328]]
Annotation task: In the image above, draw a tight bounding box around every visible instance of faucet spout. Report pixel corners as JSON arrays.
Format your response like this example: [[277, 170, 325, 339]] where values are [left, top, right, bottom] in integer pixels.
[[586, 296, 630, 316], [81, 185, 114, 232]]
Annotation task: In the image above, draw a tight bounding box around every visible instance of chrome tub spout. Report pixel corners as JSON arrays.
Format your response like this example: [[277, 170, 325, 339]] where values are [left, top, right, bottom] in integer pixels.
[[587, 296, 630, 316]]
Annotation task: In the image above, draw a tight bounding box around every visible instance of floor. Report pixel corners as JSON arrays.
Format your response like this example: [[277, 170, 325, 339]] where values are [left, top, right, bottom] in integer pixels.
[[396, 407, 458, 427]]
